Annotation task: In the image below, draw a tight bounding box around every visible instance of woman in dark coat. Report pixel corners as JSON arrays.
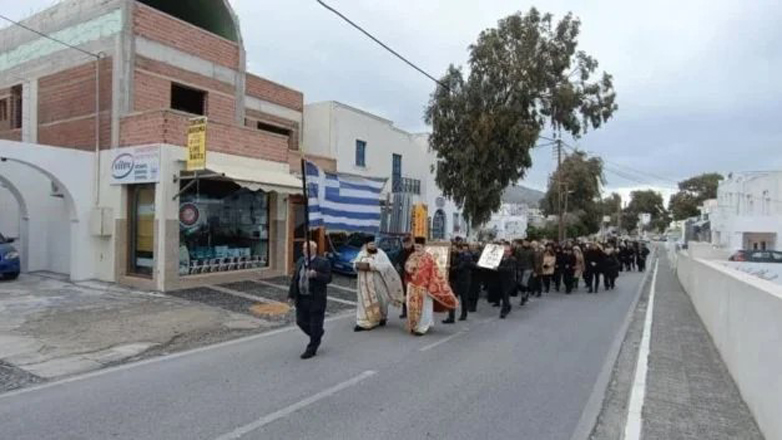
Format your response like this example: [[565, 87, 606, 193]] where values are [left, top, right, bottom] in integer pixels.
[[602, 247, 621, 290]]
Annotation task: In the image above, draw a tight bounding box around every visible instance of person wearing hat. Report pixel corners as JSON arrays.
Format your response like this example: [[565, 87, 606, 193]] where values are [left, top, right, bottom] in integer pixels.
[[353, 237, 405, 331], [404, 237, 458, 335]]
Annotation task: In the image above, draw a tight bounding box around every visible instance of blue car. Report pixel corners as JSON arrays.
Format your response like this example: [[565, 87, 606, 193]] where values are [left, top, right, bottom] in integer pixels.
[[0, 233, 20, 280], [326, 233, 403, 276]]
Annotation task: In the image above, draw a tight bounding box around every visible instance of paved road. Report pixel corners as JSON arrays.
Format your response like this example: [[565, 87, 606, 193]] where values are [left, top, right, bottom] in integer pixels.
[[0, 270, 647, 440]]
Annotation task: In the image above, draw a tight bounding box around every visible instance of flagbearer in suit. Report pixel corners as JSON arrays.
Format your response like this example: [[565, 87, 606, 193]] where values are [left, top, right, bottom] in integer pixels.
[[288, 241, 332, 359]]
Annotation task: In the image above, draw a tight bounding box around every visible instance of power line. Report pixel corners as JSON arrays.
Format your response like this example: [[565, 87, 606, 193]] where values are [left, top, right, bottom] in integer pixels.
[[315, 0, 449, 90], [0, 13, 100, 59]]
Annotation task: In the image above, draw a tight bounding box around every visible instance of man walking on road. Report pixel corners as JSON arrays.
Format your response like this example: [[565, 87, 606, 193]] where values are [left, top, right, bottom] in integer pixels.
[[288, 241, 332, 359]]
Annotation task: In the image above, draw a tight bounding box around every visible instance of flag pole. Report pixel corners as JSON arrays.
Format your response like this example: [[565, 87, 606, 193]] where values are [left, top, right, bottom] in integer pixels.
[[300, 158, 312, 269]]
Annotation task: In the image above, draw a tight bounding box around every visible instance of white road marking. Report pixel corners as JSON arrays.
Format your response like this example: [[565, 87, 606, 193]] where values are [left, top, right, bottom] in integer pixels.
[[253, 280, 357, 306], [0, 313, 354, 401], [213, 370, 377, 440], [623, 259, 660, 440], [419, 330, 468, 352]]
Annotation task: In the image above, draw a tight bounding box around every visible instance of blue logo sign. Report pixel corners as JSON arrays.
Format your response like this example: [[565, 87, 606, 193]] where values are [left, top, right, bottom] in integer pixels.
[[112, 153, 134, 179]]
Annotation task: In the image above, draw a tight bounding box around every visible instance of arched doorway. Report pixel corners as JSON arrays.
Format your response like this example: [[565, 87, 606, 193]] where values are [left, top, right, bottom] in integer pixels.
[[432, 209, 446, 240], [0, 140, 94, 280]]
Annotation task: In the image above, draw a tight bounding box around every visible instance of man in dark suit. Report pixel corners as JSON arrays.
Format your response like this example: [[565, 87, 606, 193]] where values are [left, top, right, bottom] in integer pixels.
[[497, 243, 516, 319], [288, 240, 332, 360]]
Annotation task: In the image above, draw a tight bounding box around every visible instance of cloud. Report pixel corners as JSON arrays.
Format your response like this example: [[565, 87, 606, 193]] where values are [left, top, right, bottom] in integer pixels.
[[4, 0, 781, 194]]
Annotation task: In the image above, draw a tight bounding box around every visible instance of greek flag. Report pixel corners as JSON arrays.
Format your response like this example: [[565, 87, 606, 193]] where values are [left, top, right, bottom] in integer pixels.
[[304, 161, 386, 234]]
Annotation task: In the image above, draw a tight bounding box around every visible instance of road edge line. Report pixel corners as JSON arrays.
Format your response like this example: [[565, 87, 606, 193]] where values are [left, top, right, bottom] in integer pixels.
[[569, 250, 658, 440], [622, 258, 659, 440]]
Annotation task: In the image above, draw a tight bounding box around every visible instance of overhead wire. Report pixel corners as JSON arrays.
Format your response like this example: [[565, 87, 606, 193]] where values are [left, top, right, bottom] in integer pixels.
[[315, 0, 449, 90]]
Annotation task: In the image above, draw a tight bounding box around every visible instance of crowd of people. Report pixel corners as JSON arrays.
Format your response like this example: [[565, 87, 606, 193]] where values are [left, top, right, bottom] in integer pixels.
[[287, 235, 650, 359]]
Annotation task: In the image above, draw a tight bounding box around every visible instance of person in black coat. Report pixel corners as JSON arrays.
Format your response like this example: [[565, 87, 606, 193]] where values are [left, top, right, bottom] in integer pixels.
[[288, 241, 332, 360], [561, 247, 577, 294], [467, 244, 483, 312], [603, 248, 620, 290], [553, 245, 566, 292], [637, 243, 651, 272], [497, 243, 516, 319], [444, 243, 475, 323], [486, 242, 503, 307], [583, 243, 605, 294]]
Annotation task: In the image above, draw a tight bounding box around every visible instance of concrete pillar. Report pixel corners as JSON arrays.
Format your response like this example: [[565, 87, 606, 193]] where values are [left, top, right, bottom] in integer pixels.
[[21, 80, 38, 144]]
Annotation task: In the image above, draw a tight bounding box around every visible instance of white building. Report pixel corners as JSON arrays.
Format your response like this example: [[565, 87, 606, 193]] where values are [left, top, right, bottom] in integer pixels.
[[484, 203, 529, 241], [711, 171, 782, 251], [303, 101, 465, 240]]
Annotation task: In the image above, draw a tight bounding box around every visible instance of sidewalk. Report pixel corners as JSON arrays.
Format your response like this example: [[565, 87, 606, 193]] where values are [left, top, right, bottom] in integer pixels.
[[591, 252, 764, 440], [641, 256, 764, 439]]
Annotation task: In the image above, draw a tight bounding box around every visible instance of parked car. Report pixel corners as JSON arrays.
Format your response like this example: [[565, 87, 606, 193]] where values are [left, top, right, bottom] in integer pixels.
[[728, 250, 782, 263], [326, 233, 404, 275], [0, 233, 21, 280]]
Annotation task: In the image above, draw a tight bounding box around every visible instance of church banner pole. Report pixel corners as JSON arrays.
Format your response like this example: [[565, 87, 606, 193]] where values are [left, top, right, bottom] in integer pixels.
[[301, 158, 312, 269]]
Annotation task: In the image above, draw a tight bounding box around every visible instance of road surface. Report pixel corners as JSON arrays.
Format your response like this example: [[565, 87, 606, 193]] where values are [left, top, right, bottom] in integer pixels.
[[0, 270, 647, 440]]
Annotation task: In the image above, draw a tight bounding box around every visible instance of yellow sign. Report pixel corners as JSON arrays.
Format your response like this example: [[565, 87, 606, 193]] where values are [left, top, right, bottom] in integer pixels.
[[412, 203, 428, 238], [186, 117, 207, 171]]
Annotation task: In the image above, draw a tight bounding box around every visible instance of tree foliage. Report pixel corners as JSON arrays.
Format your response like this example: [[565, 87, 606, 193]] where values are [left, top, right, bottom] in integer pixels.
[[668, 173, 724, 220], [598, 192, 623, 226], [624, 190, 670, 233], [541, 150, 605, 234], [425, 8, 618, 226]]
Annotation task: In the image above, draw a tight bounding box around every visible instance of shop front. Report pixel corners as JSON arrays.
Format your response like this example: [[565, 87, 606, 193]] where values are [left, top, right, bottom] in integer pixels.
[[111, 144, 300, 292]]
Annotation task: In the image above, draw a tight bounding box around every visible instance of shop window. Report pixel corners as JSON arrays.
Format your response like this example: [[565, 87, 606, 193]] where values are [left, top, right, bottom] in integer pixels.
[[179, 179, 270, 275], [171, 83, 206, 116], [129, 184, 156, 277]]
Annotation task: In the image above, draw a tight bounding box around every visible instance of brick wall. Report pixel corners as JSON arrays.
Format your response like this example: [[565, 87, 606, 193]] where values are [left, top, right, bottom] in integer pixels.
[[246, 74, 303, 112], [134, 57, 236, 125], [0, 129, 22, 142], [120, 110, 289, 163], [133, 3, 240, 69], [34, 58, 113, 149], [245, 108, 299, 151], [39, 114, 112, 151], [38, 58, 112, 125]]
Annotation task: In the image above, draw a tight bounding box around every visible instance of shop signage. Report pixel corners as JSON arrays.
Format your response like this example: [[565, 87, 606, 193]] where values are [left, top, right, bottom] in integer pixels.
[[109, 145, 160, 185], [179, 203, 201, 228], [186, 116, 207, 171]]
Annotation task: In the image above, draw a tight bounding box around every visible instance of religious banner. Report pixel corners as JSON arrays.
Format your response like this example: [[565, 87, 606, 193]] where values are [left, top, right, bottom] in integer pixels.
[[411, 203, 428, 238], [477, 244, 504, 270], [186, 116, 207, 171], [425, 242, 451, 274]]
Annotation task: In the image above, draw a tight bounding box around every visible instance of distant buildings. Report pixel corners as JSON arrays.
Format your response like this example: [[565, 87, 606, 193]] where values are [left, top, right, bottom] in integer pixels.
[[709, 171, 782, 251]]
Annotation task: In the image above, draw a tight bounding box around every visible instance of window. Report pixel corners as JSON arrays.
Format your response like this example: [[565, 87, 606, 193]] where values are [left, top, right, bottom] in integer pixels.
[[11, 85, 22, 129], [453, 212, 460, 233], [392, 154, 402, 189], [257, 121, 291, 137], [355, 140, 366, 167], [179, 179, 270, 275], [0, 99, 7, 121], [171, 83, 206, 115]]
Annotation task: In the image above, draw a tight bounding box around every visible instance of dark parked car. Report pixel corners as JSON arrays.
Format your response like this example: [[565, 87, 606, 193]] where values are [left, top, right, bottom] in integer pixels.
[[0, 233, 21, 280], [326, 233, 403, 275], [729, 250, 782, 263]]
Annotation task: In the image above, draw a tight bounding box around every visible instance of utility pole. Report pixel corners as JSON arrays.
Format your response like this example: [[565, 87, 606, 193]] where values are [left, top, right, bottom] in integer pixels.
[[563, 183, 570, 242], [556, 139, 564, 242]]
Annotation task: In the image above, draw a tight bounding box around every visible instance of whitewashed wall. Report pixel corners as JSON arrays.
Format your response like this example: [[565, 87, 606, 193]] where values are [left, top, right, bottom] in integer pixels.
[[677, 252, 782, 440]]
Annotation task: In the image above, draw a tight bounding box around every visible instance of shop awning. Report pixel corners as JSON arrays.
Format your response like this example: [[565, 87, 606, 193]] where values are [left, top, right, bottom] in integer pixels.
[[181, 163, 303, 195]]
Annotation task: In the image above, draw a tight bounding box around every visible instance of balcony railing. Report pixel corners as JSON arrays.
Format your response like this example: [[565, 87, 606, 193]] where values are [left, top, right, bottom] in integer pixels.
[[392, 176, 421, 195]]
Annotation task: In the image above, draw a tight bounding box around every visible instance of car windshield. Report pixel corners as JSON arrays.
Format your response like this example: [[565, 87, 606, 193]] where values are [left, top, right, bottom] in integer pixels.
[[345, 234, 372, 248]]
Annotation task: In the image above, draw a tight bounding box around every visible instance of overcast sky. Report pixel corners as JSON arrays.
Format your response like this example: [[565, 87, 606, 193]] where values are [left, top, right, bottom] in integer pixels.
[[4, 0, 782, 202]]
